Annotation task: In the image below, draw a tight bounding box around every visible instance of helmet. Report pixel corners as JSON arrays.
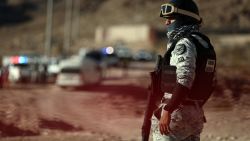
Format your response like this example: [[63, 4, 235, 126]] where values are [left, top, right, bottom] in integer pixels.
[[160, 0, 202, 32]]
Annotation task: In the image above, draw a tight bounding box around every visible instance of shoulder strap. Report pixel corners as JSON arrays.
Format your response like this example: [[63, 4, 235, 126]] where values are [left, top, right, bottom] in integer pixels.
[[189, 32, 213, 48], [162, 40, 178, 66], [187, 34, 203, 49], [193, 32, 211, 42]]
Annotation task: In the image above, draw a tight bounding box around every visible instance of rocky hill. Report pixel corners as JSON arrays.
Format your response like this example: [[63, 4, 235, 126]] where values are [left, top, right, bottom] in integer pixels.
[[0, 0, 250, 55]]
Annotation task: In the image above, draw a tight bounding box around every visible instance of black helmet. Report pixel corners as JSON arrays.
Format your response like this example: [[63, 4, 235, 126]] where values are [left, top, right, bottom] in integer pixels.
[[160, 0, 202, 31]]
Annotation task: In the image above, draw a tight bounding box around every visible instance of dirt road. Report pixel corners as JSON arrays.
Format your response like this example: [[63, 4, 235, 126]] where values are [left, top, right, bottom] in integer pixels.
[[0, 68, 250, 141]]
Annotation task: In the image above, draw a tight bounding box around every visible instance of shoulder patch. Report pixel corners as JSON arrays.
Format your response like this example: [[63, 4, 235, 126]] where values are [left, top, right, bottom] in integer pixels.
[[175, 44, 186, 55], [177, 57, 185, 63]]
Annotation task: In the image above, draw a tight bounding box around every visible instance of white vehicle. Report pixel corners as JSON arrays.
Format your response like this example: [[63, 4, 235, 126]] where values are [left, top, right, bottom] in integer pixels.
[[56, 52, 102, 88]]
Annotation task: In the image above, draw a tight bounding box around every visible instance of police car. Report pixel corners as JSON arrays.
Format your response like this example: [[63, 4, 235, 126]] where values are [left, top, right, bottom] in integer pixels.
[[56, 51, 102, 88]]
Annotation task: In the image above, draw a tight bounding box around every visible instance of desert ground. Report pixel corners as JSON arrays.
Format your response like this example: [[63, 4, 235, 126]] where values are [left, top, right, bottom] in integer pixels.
[[0, 65, 250, 141]]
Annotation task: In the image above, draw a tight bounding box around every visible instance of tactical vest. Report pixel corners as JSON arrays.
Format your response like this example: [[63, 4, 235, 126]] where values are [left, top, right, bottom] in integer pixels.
[[161, 32, 216, 102]]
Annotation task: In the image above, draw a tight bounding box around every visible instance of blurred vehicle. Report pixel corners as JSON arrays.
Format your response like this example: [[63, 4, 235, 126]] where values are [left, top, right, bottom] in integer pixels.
[[0, 67, 3, 88], [100, 46, 119, 67], [47, 57, 60, 83], [89, 46, 133, 68], [3, 55, 49, 84], [6, 56, 33, 83], [56, 51, 102, 88], [114, 46, 133, 60], [8, 64, 33, 83], [133, 49, 156, 62], [0, 56, 2, 88], [109, 46, 133, 69]]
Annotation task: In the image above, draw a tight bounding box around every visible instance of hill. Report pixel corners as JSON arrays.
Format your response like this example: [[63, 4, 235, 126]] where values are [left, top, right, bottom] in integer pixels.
[[0, 0, 250, 55]]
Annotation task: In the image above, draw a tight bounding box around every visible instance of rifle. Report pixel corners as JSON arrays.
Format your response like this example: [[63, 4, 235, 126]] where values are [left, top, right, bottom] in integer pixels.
[[141, 55, 163, 141]]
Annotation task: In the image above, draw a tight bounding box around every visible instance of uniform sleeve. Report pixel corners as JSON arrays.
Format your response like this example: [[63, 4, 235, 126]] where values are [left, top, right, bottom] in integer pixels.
[[163, 38, 197, 113], [173, 38, 197, 89]]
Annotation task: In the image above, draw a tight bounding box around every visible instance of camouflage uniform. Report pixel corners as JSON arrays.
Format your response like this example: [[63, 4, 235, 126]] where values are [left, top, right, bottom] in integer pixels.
[[151, 30, 210, 141], [151, 100, 204, 141], [148, 0, 216, 140]]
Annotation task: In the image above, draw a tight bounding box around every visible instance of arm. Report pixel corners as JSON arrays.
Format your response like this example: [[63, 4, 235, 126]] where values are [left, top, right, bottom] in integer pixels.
[[159, 39, 197, 134], [164, 38, 197, 112]]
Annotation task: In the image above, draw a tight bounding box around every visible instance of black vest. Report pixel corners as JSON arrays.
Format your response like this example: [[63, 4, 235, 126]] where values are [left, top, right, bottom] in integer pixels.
[[161, 32, 216, 102]]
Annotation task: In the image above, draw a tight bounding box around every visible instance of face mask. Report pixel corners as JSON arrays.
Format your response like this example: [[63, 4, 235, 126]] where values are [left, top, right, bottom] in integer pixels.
[[167, 16, 184, 33], [167, 15, 198, 33]]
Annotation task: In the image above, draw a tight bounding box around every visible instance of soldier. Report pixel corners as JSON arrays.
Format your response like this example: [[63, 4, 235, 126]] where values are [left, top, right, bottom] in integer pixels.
[[151, 0, 216, 141]]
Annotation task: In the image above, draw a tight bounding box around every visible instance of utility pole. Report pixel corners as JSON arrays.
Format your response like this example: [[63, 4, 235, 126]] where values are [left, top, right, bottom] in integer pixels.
[[72, 0, 81, 41], [63, 0, 73, 57], [45, 0, 53, 58]]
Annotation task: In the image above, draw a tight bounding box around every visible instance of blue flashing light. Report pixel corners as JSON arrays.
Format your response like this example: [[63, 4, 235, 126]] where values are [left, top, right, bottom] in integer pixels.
[[101, 46, 114, 55], [19, 56, 28, 64], [101, 48, 108, 55]]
